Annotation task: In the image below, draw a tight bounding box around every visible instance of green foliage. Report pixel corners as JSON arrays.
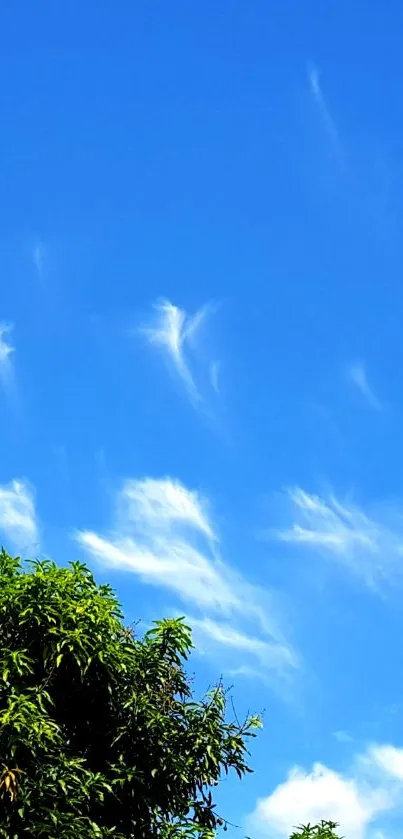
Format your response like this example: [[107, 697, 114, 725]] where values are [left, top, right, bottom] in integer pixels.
[[0, 549, 260, 838], [290, 822, 343, 839]]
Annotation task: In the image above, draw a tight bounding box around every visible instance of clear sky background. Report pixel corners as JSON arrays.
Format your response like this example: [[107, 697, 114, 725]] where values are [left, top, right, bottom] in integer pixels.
[[2, 1, 403, 837]]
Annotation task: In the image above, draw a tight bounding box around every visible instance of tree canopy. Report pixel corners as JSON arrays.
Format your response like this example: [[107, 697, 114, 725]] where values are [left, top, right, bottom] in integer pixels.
[[0, 550, 260, 838], [290, 823, 342, 839], [0, 549, 344, 839]]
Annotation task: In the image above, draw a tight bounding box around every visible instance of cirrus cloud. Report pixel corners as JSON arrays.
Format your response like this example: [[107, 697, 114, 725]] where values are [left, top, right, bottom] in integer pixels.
[[76, 476, 298, 687], [0, 323, 16, 400], [141, 300, 219, 408], [346, 361, 382, 411], [277, 487, 403, 589]]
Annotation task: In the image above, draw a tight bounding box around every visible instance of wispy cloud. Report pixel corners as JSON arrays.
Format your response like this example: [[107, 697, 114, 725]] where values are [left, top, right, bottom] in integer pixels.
[[307, 63, 342, 158], [78, 478, 233, 612], [334, 730, 354, 744], [189, 616, 297, 682], [249, 743, 402, 839], [77, 476, 298, 685], [141, 300, 218, 407], [277, 488, 403, 589], [0, 479, 39, 554], [346, 361, 382, 410], [33, 241, 44, 279], [119, 477, 216, 541], [0, 323, 14, 363], [0, 323, 16, 402]]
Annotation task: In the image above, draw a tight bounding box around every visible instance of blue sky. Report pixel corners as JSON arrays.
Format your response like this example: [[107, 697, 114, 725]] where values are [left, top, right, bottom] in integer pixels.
[[3, 1, 403, 837]]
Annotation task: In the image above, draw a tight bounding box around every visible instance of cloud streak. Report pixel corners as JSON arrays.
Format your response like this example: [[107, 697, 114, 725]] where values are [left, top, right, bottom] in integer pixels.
[[119, 477, 216, 541], [33, 242, 44, 279], [346, 361, 382, 410], [0, 323, 18, 407], [189, 615, 297, 682], [0, 479, 39, 554], [277, 487, 403, 589], [308, 63, 342, 158], [141, 300, 218, 407], [77, 476, 298, 685]]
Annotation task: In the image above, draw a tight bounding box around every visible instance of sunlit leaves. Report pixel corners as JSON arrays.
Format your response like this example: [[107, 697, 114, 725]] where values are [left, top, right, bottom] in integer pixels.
[[290, 822, 343, 839], [0, 549, 258, 838]]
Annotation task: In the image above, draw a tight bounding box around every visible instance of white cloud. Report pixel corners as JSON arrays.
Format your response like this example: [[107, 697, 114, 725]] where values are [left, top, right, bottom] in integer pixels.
[[307, 63, 342, 157], [79, 529, 239, 613], [119, 477, 215, 540], [0, 479, 39, 554], [251, 759, 392, 839], [346, 362, 382, 410], [78, 477, 234, 612], [277, 488, 403, 588], [77, 476, 297, 683], [188, 616, 298, 680], [369, 745, 403, 781], [141, 300, 217, 406], [0, 323, 15, 399], [33, 242, 44, 278], [334, 730, 354, 744], [0, 323, 14, 363], [210, 361, 220, 394]]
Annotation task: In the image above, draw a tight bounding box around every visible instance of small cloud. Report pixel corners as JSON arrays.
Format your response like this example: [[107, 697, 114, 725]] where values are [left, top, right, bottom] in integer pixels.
[[0, 323, 14, 363], [120, 477, 215, 541], [0, 323, 16, 401], [0, 479, 39, 554], [189, 615, 298, 683], [307, 62, 342, 157], [346, 361, 382, 410], [76, 475, 297, 686], [141, 300, 219, 408], [276, 487, 403, 590], [334, 730, 354, 743], [33, 242, 44, 278]]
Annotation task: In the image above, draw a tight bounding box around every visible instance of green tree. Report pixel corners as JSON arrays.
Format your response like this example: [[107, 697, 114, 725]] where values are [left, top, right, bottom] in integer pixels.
[[290, 822, 342, 839], [0, 550, 260, 838]]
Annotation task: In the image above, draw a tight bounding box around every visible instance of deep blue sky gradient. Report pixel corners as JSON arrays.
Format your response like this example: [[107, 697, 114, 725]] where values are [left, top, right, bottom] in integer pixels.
[[2, 2, 403, 836]]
